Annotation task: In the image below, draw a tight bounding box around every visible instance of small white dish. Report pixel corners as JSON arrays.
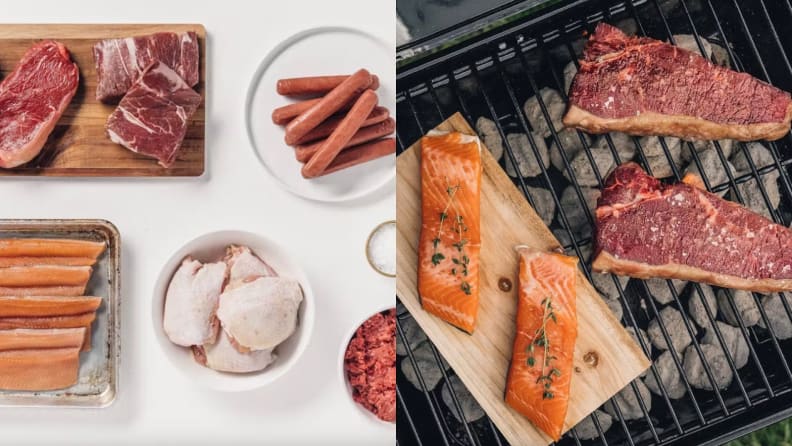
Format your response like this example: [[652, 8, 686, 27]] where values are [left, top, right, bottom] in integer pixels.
[[338, 304, 396, 427], [245, 26, 396, 203], [153, 230, 315, 392]]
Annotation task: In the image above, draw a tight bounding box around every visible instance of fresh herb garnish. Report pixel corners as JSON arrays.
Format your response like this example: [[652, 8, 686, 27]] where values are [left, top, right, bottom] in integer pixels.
[[527, 297, 560, 400], [429, 179, 474, 296]]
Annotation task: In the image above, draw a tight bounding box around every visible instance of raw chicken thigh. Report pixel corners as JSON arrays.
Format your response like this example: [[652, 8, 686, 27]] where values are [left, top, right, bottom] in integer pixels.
[[225, 245, 275, 288], [163, 258, 227, 347], [217, 276, 303, 350], [193, 330, 276, 373]]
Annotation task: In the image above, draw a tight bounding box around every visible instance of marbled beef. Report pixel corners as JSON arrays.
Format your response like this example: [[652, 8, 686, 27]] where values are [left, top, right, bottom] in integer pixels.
[[592, 162, 792, 292], [563, 24, 792, 141]]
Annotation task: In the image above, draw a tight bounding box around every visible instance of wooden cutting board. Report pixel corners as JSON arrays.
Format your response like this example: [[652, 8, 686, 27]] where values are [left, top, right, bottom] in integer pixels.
[[0, 24, 205, 177], [396, 113, 650, 445]]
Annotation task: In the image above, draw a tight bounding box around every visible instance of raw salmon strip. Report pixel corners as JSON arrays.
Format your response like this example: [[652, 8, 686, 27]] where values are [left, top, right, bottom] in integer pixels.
[[0, 296, 102, 317], [0, 347, 81, 391], [0, 239, 105, 259], [506, 247, 578, 441], [0, 285, 86, 297], [0, 313, 96, 352], [0, 257, 96, 267], [0, 265, 92, 287], [0, 328, 85, 352], [418, 132, 481, 333]]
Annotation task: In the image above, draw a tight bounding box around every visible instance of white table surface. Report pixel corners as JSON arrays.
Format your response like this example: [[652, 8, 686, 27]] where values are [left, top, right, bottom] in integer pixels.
[[0, 1, 396, 444]]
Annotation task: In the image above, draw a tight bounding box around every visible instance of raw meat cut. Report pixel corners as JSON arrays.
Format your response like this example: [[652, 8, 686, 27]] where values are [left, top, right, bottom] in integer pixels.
[[193, 330, 276, 373], [506, 248, 578, 441], [0, 41, 79, 168], [216, 276, 303, 351], [592, 162, 792, 292], [0, 347, 82, 391], [224, 245, 275, 289], [163, 257, 227, 347], [344, 309, 396, 422], [0, 257, 96, 267], [0, 285, 86, 297], [0, 265, 92, 287], [563, 24, 792, 141], [93, 31, 199, 102], [0, 238, 105, 259], [0, 295, 101, 317], [106, 61, 202, 168], [0, 327, 85, 352], [418, 132, 482, 334], [0, 313, 96, 351]]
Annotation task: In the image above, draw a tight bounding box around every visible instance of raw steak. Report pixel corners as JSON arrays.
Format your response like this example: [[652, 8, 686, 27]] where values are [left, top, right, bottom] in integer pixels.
[[563, 23, 792, 141], [93, 31, 199, 102], [0, 41, 78, 168], [106, 61, 202, 167], [592, 162, 792, 292]]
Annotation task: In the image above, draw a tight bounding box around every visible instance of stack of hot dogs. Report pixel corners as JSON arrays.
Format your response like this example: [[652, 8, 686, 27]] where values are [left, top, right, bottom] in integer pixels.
[[272, 69, 396, 178]]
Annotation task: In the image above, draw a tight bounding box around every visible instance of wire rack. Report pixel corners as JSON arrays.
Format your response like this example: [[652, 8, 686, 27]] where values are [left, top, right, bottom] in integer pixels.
[[395, 0, 792, 445]]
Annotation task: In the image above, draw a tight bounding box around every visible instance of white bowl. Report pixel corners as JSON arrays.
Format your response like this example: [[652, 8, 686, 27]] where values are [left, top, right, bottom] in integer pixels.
[[153, 230, 315, 392], [338, 304, 396, 427]]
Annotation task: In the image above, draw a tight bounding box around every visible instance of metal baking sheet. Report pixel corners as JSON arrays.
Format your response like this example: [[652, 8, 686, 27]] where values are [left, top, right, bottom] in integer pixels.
[[0, 219, 120, 407]]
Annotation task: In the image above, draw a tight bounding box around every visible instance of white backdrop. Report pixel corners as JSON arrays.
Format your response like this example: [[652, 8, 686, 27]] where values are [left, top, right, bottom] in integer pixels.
[[0, 1, 395, 444]]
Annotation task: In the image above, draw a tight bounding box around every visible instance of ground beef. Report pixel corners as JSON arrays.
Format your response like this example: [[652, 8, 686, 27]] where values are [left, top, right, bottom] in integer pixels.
[[344, 308, 396, 422]]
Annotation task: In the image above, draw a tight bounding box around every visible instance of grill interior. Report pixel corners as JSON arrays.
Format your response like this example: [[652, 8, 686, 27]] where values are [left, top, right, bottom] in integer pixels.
[[395, 0, 792, 445]]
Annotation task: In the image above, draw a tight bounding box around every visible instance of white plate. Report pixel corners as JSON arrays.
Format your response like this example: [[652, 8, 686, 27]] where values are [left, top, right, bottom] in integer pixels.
[[152, 230, 315, 392], [245, 26, 395, 202], [338, 304, 396, 428]]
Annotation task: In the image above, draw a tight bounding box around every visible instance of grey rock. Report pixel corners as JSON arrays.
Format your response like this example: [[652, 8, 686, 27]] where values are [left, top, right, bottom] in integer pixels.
[[702, 321, 750, 369], [604, 379, 651, 421], [475, 117, 504, 161], [733, 171, 780, 220], [638, 135, 681, 158], [688, 284, 718, 329], [591, 272, 628, 300], [645, 146, 684, 178], [573, 410, 613, 440], [731, 142, 774, 174], [649, 307, 697, 354], [558, 186, 599, 240], [527, 186, 556, 227], [717, 289, 760, 328], [592, 132, 636, 164], [549, 129, 592, 172], [710, 42, 731, 67], [672, 34, 712, 59], [504, 132, 550, 178], [564, 148, 615, 186], [759, 294, 792, 339], [401, 341, 450, 392], [441, 374, 486, 423], [644, 350, 687, 399], [683, 343, 734, 391], [563, 61, 577, 93], [396, 315, 427, 356], [683, 149, 736, 196], [522, 88, 565, 138], [625, 327, 652, 375], [682, 139, 735, 163], [645, 278, 687, 305]]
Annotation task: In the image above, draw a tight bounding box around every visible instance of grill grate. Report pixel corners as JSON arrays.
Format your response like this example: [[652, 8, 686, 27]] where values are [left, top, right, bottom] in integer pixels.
[[395, 0, 792, 445]]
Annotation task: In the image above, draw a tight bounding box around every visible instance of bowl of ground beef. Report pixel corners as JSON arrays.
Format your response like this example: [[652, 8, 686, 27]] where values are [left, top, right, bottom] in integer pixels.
[[340, 306, 396, 425]]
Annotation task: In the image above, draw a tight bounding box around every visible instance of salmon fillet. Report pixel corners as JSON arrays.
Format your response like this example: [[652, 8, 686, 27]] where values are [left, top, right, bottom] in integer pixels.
[[0, 265, 92, 287], [418, 132, 482, 333], [0, 239, 105, 259], [0, 347, 81, 391], [0, 327, 85, 352], [0, 257, 96, 267], [0, 285, 86, 297], [506, 247, 578, 441], [0, 313, 96, 352], [0, 296, 102, 317]]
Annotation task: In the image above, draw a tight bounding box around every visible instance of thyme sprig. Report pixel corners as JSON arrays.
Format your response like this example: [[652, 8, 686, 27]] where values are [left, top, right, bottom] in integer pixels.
[[527, 296, 561, 400], [430, 179, 473, 295]]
